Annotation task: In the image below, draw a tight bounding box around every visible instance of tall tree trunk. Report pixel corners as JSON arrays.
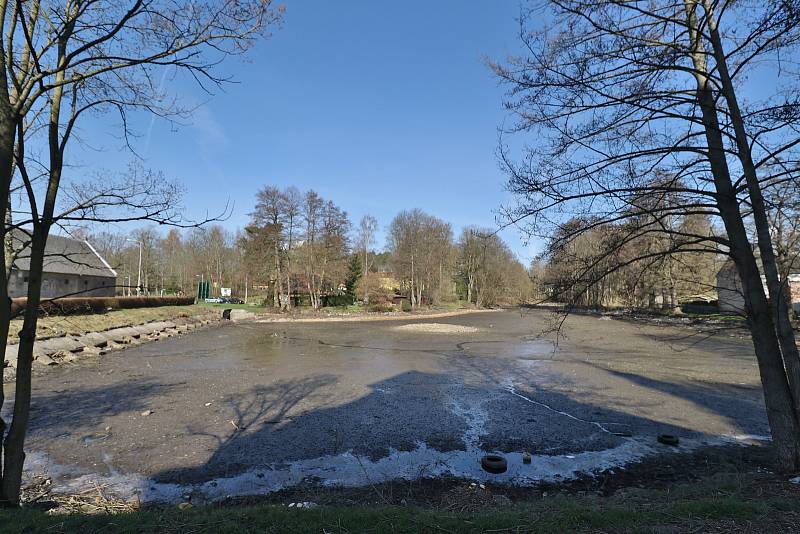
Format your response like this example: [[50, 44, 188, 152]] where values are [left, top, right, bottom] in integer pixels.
[[0, 195, 12, 507], [1, 226, 48, 503], [685, 0, 800, 470], [701, 0, 800, 415], [0, 95, 18, 508], [273, 242, 280, 308], [3, 194, 11, 279]]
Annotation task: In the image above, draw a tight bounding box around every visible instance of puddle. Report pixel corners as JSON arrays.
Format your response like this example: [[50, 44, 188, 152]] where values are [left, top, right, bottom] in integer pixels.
[[458, 339, 555, 360]]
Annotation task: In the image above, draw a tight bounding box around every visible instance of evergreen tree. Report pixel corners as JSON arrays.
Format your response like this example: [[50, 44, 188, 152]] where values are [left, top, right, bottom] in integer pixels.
[[344, 253, 363, 302]]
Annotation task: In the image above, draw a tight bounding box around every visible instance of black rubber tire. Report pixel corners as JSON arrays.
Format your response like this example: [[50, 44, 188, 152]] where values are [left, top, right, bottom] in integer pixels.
[[222, 309, 232, 320], [657, 434, 680, 446], [481, 454, 508, 474]]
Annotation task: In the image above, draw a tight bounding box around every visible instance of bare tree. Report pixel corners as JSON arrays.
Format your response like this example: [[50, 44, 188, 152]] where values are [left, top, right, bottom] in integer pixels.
[[0, 0, 283, 504], [282, 187, 302, 308], [300, 190, 324, 309], [457, 227, 530, 307], [356, 214, 378, 302], [491, 0, 800, 470], [457, 228, 484, 305], [298, 193, 350, 309], [250, 186, 289, 308], [388, 209, 453, 307]]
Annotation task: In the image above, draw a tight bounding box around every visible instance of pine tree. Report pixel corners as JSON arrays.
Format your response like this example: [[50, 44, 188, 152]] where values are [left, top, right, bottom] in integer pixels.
[[345, 253, 363, 302]]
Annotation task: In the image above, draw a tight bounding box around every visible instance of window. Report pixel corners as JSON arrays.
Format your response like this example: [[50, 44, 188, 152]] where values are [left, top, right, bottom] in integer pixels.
[[64, 279, 69, 284]]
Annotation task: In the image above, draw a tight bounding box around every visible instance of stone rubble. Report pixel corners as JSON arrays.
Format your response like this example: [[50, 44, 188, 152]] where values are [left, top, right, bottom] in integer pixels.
[[4, 314, 222, 374]]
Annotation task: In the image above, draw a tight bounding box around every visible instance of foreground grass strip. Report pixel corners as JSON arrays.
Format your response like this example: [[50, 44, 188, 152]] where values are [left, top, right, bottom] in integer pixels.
[[2, 496, 799, 533]]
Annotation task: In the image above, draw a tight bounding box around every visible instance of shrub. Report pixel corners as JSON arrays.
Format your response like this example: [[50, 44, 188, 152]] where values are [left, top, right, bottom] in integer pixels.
[[10, 296, 195, 317], [368, 304, 393, 313], [323, 294, 353, 307], [369, 287, 395, 306], [401, 300, 412, 312]]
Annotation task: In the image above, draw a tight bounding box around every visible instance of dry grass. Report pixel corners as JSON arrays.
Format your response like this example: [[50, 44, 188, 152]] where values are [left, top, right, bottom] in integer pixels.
[[7, 305, 215, 344]]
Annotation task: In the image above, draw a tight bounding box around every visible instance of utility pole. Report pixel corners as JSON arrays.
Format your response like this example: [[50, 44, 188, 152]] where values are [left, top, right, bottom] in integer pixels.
[[127, 238, 143, 296]]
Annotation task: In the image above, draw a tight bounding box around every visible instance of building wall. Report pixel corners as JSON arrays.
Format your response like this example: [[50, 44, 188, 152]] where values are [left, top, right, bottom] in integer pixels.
[[8, 270, 116, 299], [718, 268, 799, 315], [790, 276, 800, 315], [716, 268, 745, 314]]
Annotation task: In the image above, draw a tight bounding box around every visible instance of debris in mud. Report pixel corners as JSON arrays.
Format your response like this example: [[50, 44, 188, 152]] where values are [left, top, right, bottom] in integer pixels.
[[522, 452, 532, 464], [481, 454, 508, 474], [140, 410, 153, 417], [288, 501, 317, 508], [34, 354, 58, 366], [657, 434, 680, 446], [441, 483, 506, 512], [22, 474, 136, 515]]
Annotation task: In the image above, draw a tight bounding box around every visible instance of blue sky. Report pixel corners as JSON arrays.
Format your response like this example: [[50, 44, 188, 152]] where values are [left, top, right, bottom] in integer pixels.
[[74, 1, 539, 261]]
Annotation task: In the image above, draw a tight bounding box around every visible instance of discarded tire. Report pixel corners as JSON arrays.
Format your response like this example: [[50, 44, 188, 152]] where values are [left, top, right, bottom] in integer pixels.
[[657, 434, 680, 446], [481, 454, 508, 474], [222, 309, 232, 320]]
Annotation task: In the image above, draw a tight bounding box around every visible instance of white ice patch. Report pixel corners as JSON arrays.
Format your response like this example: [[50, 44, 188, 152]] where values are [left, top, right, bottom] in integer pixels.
[[25, 436, 673, 504], [449, 398, 488, 453], [503, 382, 629, 435]]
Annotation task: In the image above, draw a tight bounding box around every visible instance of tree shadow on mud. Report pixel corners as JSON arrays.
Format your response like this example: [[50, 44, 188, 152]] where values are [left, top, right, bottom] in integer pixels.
[[448, 341, 768, 433], [588, 365, 767, 434], [22, 378, 180, 441], [151, 359, 770, 487], [160, 374, 340, 482]]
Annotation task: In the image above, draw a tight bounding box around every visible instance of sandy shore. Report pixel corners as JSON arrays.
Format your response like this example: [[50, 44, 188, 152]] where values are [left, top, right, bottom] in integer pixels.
[[253, 307, 500, 324]]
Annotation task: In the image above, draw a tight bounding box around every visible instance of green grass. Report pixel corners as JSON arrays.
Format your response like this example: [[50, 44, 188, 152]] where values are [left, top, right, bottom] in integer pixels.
[[3, 494, 798, 533], [335, 304, 369, 313], [198, 302, 266, 311], [681, 311, 745, 321]]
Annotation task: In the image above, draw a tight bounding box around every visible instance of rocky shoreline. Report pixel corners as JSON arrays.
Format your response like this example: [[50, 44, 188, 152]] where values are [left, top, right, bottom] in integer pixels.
[[3, 312, 227, 382]]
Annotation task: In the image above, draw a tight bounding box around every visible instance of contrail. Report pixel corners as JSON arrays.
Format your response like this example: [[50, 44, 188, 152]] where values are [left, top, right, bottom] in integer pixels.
[[143, 66, 173, 156]]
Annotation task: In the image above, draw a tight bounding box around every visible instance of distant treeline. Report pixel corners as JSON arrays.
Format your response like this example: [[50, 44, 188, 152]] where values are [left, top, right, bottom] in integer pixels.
[[83, 186, 534, 308]]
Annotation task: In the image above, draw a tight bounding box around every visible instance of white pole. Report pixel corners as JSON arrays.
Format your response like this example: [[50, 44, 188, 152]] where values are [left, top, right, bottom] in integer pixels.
[[244, 273, 248, 304], [136, 242, 142, 296]]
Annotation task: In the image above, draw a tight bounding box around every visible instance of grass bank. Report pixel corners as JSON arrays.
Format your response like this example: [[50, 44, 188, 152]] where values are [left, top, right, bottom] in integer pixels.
[[7, 304, 216, 343], [3, 491, 798, 533]]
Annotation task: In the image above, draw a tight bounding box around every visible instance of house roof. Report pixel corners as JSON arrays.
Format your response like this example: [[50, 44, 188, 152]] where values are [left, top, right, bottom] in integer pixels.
[[717, 257, 799, 280], [10, 230, 117, 278]]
